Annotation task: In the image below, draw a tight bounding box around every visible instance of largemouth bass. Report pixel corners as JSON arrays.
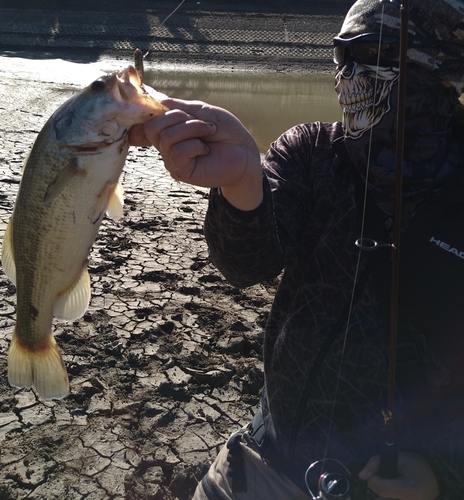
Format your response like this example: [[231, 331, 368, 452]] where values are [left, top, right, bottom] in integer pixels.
[[1, 64, 167, 399]]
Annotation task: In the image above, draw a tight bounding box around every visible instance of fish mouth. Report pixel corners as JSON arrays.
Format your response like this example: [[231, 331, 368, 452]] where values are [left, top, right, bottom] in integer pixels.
[[112, 65, 168, 125], [115, 66, 141, 102]]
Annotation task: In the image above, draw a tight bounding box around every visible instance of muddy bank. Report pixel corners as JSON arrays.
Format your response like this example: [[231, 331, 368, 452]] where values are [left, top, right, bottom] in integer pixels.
[[0, 53, 278, 499], [0, 3, 347, 498]]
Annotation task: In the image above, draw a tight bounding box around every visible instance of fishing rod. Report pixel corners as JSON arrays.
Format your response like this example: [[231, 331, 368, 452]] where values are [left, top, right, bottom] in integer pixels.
[[379, 0, 409, 479], [306, 1, 410, 497]]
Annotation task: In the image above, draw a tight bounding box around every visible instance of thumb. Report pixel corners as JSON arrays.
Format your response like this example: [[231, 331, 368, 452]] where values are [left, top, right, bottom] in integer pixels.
[[359, 455, 380, 481], [128, 123, 151, 147]]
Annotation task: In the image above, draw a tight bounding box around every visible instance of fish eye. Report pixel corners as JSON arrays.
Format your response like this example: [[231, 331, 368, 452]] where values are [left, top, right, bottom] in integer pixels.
[[91, 80, 106, 92]]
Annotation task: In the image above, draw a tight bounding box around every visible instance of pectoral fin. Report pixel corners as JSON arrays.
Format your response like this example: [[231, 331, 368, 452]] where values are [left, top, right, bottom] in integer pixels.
[[2, 218, 16, 285], [88, 181, 124, 224], [54, 266, 91, 321], [21, 152, 30, 173], [106, 182, 124, 221], [44, 157, 82, 205]]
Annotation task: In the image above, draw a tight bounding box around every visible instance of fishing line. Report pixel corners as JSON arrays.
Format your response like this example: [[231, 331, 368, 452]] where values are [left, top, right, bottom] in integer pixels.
[[138, 0, 187, 60], [317, 2, 388, 478], [161, 0, 187, 28]]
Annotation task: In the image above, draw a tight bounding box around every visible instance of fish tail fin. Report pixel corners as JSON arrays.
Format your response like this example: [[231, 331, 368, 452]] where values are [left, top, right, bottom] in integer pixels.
[[8, 329, 69, 400]]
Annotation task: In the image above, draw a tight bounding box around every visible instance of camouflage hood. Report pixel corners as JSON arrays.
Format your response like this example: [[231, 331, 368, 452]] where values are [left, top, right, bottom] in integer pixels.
[[338, 0, 464, 94]]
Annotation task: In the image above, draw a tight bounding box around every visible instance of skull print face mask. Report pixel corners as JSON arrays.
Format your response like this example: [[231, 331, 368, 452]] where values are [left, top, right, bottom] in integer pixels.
[[338, 0, 464, 95], [333, 0, 464, 212], [336, 58, 462, 212], [335, 58, 399, 139]]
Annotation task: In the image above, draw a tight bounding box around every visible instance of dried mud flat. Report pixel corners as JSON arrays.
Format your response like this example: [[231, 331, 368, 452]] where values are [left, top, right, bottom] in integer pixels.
[[0, 63, 278, 499]]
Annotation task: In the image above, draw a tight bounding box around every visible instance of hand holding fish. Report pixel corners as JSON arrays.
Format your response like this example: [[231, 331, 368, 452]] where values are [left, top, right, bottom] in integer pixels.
[[359, 452, 439, 500], [129, 98, 263, 211]]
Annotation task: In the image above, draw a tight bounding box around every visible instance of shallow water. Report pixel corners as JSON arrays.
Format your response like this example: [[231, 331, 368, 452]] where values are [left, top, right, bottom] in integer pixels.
[[145, 68, 341, 152], [0, 55, 341, 153]]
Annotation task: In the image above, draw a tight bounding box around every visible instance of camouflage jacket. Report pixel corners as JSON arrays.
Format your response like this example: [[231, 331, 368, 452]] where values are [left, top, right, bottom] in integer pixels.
[[204, 121, 464, 497]]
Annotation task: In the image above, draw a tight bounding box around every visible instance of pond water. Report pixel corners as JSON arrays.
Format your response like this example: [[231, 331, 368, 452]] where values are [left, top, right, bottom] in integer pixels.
[[144, 68, 342, 152], [1, 56, 341, 153]]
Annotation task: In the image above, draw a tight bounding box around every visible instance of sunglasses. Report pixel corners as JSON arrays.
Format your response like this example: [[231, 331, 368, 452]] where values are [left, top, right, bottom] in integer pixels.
[[333, 32, 432, 66]]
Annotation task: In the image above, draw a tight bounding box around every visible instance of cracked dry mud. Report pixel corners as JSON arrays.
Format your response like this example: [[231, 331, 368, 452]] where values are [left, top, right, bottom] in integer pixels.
[[0, 65, 277, 499]]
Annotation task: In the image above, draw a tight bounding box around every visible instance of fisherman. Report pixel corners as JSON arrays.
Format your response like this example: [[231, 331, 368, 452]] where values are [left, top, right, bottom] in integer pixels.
[[130, 0, 464, 498]]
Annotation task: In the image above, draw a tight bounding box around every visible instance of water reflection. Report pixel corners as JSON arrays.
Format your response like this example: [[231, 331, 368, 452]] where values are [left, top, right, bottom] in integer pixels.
[[145, 69, 341, 152]]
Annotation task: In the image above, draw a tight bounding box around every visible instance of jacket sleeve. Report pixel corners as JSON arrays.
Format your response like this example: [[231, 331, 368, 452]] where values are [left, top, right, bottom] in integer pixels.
[[204, 123, 320, 288], [204, 174, 284, 288]]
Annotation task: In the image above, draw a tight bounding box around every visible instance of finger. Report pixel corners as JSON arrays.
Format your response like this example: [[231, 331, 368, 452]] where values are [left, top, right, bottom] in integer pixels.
[[128, 109, 191, 147], [160, 97, 207, 115], [128, 123, 151, 147], [359, 455, 381, 481], [144, 111, 215, 150], [158, 119, 216, 154], [166, 138, 211, 181], [159, 98, 232, 125]]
